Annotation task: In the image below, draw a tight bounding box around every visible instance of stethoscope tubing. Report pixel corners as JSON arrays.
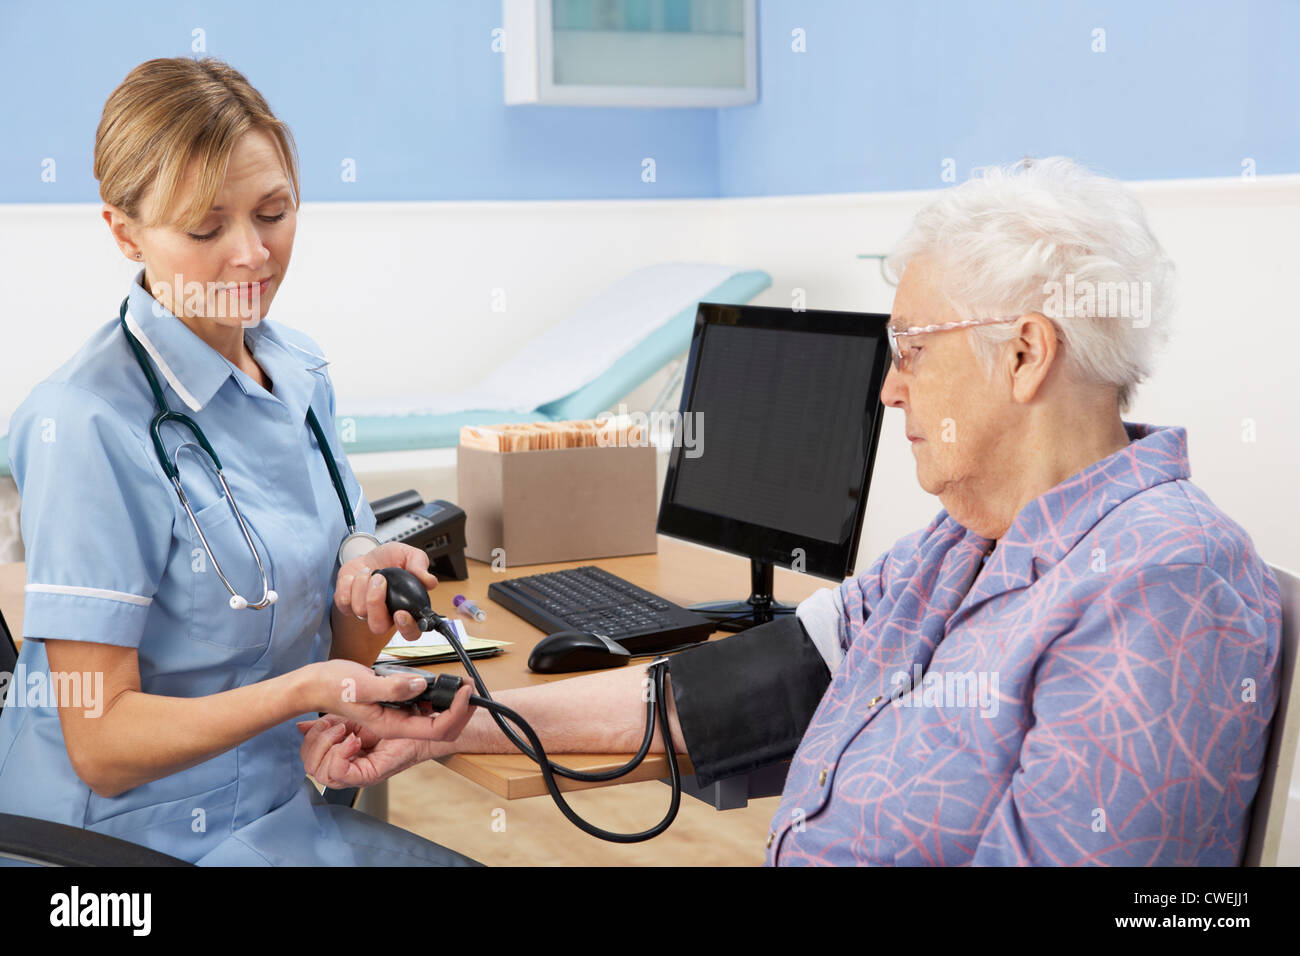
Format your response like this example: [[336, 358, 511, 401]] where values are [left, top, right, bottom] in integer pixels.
[[117, 296, 375, 610]]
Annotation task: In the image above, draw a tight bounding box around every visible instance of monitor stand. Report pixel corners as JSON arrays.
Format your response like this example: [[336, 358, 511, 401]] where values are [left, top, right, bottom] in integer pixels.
[[689, 559, 798, 632]]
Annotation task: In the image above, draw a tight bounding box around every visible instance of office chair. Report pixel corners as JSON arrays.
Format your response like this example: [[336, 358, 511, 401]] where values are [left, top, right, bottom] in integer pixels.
[[1242, 563, 1300, 866]]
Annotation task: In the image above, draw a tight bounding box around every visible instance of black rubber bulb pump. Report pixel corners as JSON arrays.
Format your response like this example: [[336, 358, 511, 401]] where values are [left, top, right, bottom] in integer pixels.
[[375, 567, 439, 632]]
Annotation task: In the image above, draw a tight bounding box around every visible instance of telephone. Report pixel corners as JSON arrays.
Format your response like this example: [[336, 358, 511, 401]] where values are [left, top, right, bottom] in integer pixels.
[[370, 490, 469, 580]]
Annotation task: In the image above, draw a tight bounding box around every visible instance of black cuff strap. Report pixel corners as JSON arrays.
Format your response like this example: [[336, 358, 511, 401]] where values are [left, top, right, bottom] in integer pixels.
[[666, 614, 831, 788]]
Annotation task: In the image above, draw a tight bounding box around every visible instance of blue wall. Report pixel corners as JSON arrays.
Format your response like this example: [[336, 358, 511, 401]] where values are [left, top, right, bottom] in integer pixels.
[[0, 0, 720, 202], [721, 0, 1300, 195], [1, 0, 1296, 204]]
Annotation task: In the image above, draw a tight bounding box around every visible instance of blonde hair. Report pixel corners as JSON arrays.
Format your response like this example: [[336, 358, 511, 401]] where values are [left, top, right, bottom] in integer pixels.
[[94, 57, 300, 232]]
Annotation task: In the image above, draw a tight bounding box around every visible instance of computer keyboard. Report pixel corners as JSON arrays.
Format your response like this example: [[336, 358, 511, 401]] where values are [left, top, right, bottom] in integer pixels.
[[487, 565, 715, 654]]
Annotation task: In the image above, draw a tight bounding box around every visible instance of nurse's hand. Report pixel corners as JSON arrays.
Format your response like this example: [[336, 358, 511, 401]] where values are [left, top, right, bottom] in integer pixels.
[[305, 659, 478, 743], [298, 715, 427, 789], [335, 541, 437, 642]]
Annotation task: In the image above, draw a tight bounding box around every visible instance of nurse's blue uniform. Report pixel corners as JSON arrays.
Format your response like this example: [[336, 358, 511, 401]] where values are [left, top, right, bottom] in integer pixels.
[[0, 271, 478, 866]]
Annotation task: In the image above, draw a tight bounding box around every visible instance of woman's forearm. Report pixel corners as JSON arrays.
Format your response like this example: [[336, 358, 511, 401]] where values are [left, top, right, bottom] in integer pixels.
[[422, 663, 687, 761], [45, 638, 326, 799], [73, 667, 320, 798]]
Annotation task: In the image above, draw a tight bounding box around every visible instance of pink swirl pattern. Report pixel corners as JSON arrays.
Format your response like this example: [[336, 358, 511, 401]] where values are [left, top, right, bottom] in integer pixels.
[[768, 422, 1282, 866]]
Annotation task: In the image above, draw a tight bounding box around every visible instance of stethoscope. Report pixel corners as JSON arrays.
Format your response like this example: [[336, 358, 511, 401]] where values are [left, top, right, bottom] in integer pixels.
[[118, 297, 381, 610]]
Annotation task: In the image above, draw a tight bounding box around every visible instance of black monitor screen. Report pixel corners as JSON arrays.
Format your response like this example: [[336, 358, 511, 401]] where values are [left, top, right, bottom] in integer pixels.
[[658, 303, 890, 580]]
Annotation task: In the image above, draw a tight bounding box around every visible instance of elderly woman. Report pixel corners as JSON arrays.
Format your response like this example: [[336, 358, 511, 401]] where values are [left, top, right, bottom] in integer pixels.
[[302, 158, 1282, 866]]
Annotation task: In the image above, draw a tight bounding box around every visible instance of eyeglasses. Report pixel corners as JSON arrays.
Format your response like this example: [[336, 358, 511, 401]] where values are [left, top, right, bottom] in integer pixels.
[[886, 315, 1021, 373]]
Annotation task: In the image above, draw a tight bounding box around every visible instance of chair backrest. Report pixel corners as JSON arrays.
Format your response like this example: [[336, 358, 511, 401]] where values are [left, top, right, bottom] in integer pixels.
[[1243, 563, 1300, 866], [0, 606, 16, 717]]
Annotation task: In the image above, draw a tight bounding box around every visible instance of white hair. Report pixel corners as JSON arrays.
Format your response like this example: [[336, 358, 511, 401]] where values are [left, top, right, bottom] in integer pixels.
[[885, 157, 1175, 411]]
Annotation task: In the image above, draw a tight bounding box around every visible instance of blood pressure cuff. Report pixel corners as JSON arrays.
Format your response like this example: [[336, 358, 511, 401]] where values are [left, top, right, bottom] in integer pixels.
[[666, 614, 831, 788]]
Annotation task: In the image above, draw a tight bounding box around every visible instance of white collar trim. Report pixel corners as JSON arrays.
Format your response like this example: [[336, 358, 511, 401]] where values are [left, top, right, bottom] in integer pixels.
[[124, 308, 204, 413]]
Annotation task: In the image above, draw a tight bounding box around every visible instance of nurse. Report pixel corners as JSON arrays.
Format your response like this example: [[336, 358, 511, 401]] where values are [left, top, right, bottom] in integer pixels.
[[0, 57, 479, 865]]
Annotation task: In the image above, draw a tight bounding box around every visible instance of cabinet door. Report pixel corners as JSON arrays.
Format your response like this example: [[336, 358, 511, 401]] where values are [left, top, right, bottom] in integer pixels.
[[505, 0, 757, 107]]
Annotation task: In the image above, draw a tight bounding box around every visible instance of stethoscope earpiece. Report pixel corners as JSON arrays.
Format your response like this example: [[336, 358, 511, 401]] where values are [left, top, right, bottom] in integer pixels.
[[228, 590, 276, 611]]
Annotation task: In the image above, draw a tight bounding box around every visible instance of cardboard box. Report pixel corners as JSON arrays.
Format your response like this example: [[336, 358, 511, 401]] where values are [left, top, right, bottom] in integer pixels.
[[456, 443, 659, 567]]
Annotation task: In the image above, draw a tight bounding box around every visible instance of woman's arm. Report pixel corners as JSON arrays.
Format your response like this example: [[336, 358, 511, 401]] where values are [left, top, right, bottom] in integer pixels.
[[45, 638, 474, 799], [300, 661, 685, 789], [302, 613, 834, 790], [434, 661, 687, 758]]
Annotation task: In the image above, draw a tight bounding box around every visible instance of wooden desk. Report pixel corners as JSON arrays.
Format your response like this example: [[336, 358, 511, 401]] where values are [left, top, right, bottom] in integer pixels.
[[0, 537, 827, 800]]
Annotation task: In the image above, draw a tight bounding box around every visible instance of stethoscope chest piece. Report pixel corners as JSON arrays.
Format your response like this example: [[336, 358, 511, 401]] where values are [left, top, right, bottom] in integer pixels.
[[338, 531, 382, 566]]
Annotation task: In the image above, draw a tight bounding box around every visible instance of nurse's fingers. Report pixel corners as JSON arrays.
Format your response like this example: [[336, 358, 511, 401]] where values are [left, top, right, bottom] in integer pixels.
[[366, 703, 458, 741], [426, 683, 477, 741], [335, 564, 367, 615], [393, 610, 422, 642], [369, 682, 476, 742], [364, 572, 396, 635], [400, 546, 439, 591], [352, 567, 379, 623], [368, 671, 429, 705]]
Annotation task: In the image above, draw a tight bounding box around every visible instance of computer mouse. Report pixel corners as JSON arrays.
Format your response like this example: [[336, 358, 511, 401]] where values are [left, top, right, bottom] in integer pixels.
[[528, 631, 632, 674]]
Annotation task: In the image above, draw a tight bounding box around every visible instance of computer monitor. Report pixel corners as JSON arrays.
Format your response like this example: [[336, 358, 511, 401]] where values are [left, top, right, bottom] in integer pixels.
[[656, 302, 891, 630]]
